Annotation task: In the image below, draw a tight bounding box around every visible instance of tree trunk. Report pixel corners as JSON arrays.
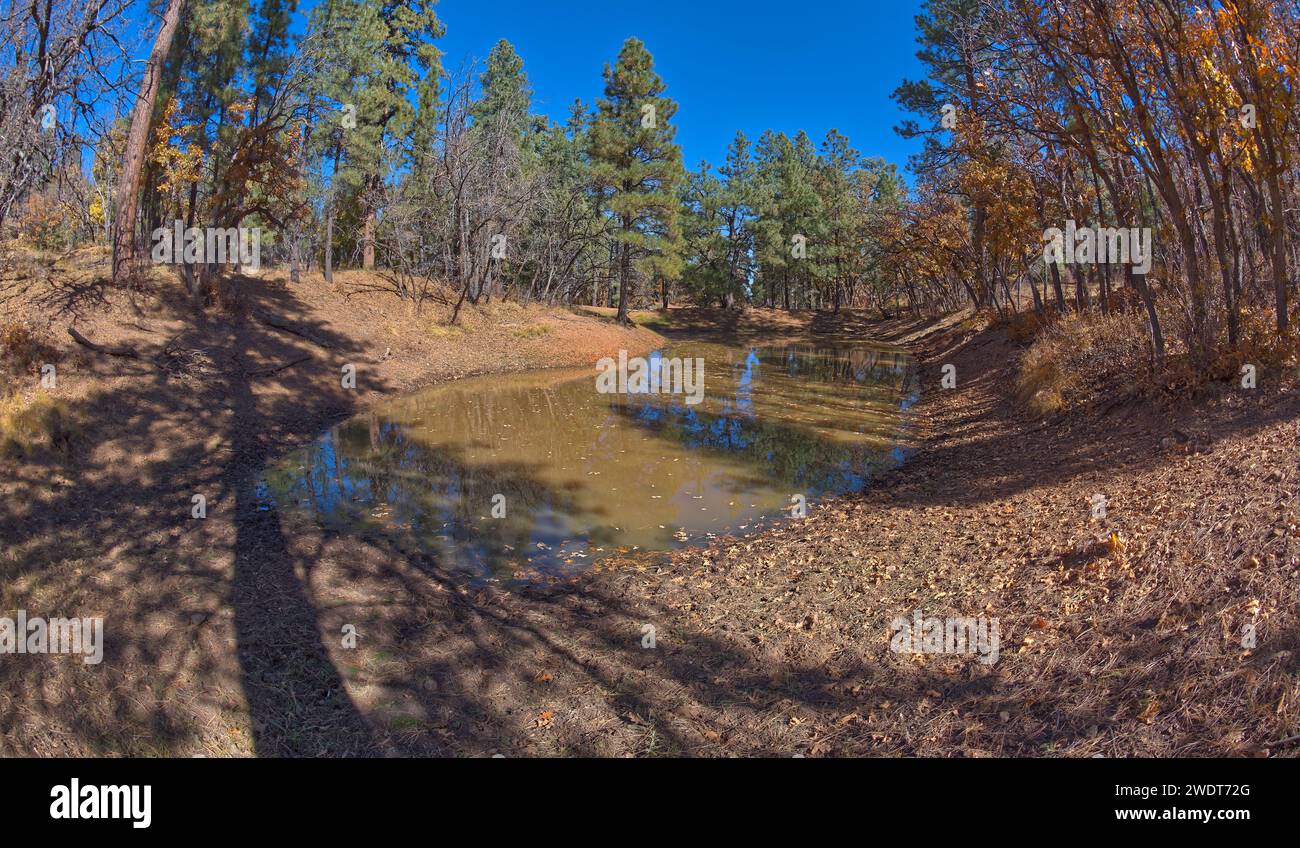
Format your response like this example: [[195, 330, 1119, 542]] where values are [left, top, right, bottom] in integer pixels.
[[111, 0, 186, 284], [323, 145, 341, 286], [323, 205, 335, 285], [289, 234, 301, 284], [1266, 173, 1289, 335], [362, 205, 376, 270], [183, 178, 200, 300], [290, 120, 312, 286], [1047, 260, 1065, 310], [615, 231, 632, 325]]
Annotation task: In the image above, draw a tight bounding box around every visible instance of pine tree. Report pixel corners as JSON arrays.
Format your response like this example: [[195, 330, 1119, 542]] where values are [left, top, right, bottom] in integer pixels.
[[248, 0, 298, 124], [680, 162, 727, 306], [472, 39, 531, 144], [814, 129, 861, 311], [749, 130, 786, 307], [680, 131, 755, 309], [751, 130, 822, 310], [716, 130, 755, 308], [313, 0, 443, 274], [588, 38, 683, 324]]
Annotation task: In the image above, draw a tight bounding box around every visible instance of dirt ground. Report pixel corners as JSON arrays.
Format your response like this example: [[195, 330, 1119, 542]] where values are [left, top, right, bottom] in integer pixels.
[[2, 255, 1297, 757], [0, 251, 662, 756]]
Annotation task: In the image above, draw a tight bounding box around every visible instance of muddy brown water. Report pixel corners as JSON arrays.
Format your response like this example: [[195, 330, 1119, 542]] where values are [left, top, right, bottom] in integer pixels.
[[263, 341, 916, 581]]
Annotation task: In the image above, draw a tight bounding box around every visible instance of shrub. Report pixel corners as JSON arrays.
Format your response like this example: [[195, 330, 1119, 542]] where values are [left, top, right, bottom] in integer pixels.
[[1234, 307, 1300, 375], [0, 322, 58, 398], [1106, 285, 1147, 316], [0, 321, 55, 369], [1007, 306, 1061, 346], [511, 324, 551, 339], [16, 194, 77, 252]]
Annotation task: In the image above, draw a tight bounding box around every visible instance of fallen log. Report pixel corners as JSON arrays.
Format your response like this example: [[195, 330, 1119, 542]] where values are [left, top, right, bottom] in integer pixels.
[[67, 326, 141, 358], [245, 354, 312, 378], [252, 310, 332, 350]]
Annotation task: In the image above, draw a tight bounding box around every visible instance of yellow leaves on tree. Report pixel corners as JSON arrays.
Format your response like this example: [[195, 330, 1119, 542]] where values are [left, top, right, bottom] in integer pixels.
[[16, 192, 78, 251], [207, 97, 306, 229], [149, 97, 204, 210]]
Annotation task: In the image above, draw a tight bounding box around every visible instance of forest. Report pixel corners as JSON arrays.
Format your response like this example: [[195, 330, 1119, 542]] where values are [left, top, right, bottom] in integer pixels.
[[5, 1, 1298, 369], [1, 0, 1298, 770]]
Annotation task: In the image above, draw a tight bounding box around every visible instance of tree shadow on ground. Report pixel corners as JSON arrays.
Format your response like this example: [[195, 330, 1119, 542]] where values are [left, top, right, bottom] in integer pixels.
[[2, 296, 1294, 757], [0, 272, 384, 756]]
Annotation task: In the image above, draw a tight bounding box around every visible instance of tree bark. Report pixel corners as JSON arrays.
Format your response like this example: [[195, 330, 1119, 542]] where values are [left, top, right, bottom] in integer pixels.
[[1267, 175, 1288, 335], [614, 230, 632, 325], [362, 210, 375, 270], [323, 144, 341, 286], [112, 0, 186, 284]]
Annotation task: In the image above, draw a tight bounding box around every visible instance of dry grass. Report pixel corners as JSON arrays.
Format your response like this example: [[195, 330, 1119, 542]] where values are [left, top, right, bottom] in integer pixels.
[[0, 390, 79, 460], [1017, 310, 1151, 415], [510, 324, 551, 339], [1015, 300, 1300, 418], [0, 321, 59, 394]]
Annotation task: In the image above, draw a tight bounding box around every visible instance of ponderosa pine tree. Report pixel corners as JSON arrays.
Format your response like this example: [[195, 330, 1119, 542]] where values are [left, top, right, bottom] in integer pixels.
[[716, 130, 756, 308], [312, 0, 443, 275], [679, 162, 728, 307], [588, 37, 683, 325], [473, 39, 531, 144], [893, 0, 998, 309], [752, 130, 822, 310], [680, 132, 754, 309], [248, 0, 298, 124], [112, 0, 186, 284], [815, 130, 862, 311], [357, 0, 444, 269]]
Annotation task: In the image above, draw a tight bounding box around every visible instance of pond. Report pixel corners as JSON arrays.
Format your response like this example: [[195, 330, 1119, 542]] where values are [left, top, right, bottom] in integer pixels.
[[262, 341, 917, 581]]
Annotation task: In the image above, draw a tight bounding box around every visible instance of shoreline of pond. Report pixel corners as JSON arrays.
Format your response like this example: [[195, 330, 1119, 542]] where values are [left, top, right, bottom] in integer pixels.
[[265, 334, 921, 584]]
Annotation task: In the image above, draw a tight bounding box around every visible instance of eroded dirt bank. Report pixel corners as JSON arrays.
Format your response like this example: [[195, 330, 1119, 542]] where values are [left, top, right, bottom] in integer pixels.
[[3, 272, 1296, 756]]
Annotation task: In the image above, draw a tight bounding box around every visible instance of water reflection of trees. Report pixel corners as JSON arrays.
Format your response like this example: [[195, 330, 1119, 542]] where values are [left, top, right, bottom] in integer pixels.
[[614, 392, 897, 494], [766, 344, 911, 386], [266, 407, 619, 580], [265, 344, 914, 580]]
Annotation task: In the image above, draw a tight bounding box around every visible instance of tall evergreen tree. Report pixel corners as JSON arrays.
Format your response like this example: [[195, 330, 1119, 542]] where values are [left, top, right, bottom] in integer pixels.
[[716, 130, 756, 307], [814, 129, 862, 311], [472, 39, 530, 143], [588, 37, 683, 324], [248, 0, 298, 124], [313, 0, 443, 274]]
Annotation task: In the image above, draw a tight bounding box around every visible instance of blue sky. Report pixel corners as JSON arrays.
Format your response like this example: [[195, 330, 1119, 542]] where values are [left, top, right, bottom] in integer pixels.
[[117, 0, 927, 176], [429, 0, 927, 174]]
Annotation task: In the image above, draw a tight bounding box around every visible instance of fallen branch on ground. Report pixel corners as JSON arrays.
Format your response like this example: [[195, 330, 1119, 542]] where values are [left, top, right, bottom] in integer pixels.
[[252, 310, 333, 350], [67, 326, 141, 358], [245, 354, 312, 378]]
